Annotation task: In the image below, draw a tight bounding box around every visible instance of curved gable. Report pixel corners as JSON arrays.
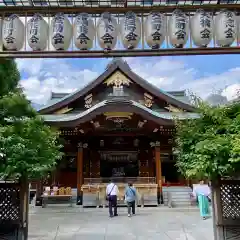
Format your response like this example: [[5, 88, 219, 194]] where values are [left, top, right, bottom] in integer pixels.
[[39, 59, 195, 114]]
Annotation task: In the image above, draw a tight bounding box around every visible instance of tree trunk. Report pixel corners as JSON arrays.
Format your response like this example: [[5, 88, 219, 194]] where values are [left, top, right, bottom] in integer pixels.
[[19, 176, 29, 240]]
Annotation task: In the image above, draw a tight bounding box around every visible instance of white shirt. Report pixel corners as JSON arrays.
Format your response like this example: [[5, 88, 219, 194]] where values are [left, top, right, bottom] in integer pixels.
[[106, 183, 119, 196]]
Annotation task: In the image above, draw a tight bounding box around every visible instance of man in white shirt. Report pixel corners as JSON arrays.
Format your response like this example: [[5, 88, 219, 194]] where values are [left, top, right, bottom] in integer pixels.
[[106, 179, 119, 217]]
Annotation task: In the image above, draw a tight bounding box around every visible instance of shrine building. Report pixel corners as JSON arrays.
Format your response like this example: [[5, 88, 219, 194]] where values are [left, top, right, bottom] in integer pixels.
[[37, 58, 199, 207]]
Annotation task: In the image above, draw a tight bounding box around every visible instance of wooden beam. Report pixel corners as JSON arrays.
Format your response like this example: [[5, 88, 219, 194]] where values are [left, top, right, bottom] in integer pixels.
[[1, 47, 240, 58], [0, 4, 239, 15], [155, 141, 162, 204], [77, 142, 83, 204]]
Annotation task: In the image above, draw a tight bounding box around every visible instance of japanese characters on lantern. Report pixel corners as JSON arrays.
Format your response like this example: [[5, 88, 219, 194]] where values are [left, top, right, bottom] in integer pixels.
[[214, 10, 237, 47], [50, 13, 72, 50], [97, 12, 118, 50], [145, 12, 166, 49], [2, 14, 24, 50], [27, 14, 48, 51], [120, 11, 141, 49], [74, 13, 95, 50], [191, 9, 213, 47], [0, 10, 240, 52], [168, 9, 189, 48]]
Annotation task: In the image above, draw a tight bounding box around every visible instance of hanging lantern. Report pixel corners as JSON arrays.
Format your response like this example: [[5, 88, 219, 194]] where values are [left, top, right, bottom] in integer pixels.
[[27, 14, 48, 51], [50, 13, 72, 50], [214, 10, 237, 47], [2, 14, 24, 51], [190, 9, 213, 47], [74, 13, 95, 50], [97, 12, 118, 50], [120, 11, 141, 49], [168, 9, 189, 48], [144, 11, 166, 49]]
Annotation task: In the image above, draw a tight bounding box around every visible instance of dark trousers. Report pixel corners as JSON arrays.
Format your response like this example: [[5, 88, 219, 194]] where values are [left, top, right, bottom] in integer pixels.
[[109, 195, 117, 216], [127, 201, 135, 215]]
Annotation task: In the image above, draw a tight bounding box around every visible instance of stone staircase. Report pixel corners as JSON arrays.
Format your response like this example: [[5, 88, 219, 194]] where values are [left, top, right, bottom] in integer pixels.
[[162, 186, 193, 207]]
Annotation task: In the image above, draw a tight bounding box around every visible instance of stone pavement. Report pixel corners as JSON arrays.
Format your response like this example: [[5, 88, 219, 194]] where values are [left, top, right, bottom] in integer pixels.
[[28, 206, 214, 240]]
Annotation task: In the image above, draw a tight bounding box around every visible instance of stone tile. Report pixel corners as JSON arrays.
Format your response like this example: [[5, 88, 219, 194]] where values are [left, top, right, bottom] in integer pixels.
[[28, 207, 214, 240]]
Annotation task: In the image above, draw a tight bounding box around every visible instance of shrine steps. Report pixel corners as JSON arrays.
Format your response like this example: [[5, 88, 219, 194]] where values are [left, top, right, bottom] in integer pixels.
[[162, 186, 193, 208]]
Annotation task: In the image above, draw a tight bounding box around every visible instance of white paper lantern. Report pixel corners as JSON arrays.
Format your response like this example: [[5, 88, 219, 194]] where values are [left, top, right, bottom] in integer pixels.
[[51, 13, 72, 50], [97, 12, 118, 50], [191, 9, 213, 47], [120, 11, 141, 49], [214, 10, 237, 47], [2, 14, 24, 51], [144, 11, 166, 49], [168, 9, 189, 48], [27, 14, 48, 51], [74, 13, 95, 50]]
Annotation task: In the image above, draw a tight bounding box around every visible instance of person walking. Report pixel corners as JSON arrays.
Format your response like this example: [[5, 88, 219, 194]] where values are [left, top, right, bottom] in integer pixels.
[[106, 179, 119, 218], [193, 180, 211, 220], [125, 182, 137, 217]]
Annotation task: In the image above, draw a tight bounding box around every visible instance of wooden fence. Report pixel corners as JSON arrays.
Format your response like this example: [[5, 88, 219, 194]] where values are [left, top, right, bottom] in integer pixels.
[[0, 182, 21, 240], [213, 179, 240, 240]]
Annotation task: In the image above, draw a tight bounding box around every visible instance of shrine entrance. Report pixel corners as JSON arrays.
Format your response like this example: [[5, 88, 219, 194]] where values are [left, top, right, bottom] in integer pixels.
[[37, 58, 195, 207], [100, 151, 139, 179]]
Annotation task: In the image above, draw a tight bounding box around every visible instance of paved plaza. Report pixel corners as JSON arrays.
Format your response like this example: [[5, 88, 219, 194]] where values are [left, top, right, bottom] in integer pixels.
[[28, 206, 214, 240]]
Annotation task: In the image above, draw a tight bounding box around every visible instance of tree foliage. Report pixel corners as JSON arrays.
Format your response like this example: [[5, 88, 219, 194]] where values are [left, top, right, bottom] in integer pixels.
[[174, 99, 240, 180], [0, 59, 63, 180], [0, 59, 20, 96]]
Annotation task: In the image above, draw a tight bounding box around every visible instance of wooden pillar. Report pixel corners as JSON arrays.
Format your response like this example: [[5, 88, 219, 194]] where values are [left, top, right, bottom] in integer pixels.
[[19, 176, 29, 240], [35, 179, 43, 206], [155, 141, 162, 204], [211, 179, 225, 240], [77, 142, 83, 205]]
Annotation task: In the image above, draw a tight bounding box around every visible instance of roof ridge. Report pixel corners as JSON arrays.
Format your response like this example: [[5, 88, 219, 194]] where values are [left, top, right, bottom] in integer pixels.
[[39, 59, 194, 114]]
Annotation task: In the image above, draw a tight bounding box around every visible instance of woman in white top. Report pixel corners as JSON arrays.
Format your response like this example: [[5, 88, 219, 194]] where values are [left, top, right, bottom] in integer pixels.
[[193, 180, 211, 220]]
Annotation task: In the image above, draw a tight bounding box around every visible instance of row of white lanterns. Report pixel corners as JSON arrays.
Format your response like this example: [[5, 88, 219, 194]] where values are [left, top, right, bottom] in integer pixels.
[[1, 9, 239, 51]]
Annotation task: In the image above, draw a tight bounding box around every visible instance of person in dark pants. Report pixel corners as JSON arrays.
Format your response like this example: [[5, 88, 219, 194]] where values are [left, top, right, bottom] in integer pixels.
[[124, 182, 137, 217], [106, 179, 119, 218]]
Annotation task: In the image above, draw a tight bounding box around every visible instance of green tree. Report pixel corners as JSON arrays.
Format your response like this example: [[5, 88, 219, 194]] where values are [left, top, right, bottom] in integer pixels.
[[174, 98, 240, 180], [0, 59, 63, 181], [0, 59, 20, 96]]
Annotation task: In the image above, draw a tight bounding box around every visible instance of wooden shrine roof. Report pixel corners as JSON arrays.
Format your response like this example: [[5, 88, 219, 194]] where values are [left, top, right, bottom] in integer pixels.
[[41, 99, 199, 127], [38, 58, 196, 114]]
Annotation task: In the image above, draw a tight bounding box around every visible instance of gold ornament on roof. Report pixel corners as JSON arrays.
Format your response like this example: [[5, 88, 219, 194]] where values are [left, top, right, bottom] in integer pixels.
[[84, 93, 93, 109], [104, 112, 132, 123], [54, 106, 72, 114], [144, 93, 154, 108], [165, 104, 183, 113], [104, 71, 131, 87]]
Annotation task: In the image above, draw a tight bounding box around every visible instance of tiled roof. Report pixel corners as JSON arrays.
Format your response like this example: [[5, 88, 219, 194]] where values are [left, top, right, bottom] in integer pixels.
[[41, 100, 199, 123], [39, 58, 195, 113]]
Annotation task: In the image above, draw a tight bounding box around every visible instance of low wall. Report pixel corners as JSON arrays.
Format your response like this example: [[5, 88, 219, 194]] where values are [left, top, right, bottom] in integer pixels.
[[81, 183, 158, 207]]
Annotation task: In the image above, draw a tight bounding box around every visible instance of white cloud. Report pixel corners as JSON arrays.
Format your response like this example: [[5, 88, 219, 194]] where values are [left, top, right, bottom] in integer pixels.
[[125, 57, 197, 89], [17, 59, 99, 105], [125, 57, 240, 101], [17, 57, 240, 105], [222, 83, 240, 101], [181, 68, 240, 99]]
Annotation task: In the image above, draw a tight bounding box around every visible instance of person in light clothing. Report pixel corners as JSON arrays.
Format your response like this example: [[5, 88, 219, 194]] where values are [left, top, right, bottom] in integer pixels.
[[124, 182, 137, 217], [106, 179, 119, 218], [193, 180, 211, 220]]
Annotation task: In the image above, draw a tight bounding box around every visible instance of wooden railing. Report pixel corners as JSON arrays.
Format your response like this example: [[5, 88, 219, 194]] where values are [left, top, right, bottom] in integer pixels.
[[83, 177, 156, 184]]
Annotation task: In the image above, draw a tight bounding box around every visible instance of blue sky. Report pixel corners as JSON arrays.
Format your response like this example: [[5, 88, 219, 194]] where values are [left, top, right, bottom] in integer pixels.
[[18, 54, 240, 105]]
